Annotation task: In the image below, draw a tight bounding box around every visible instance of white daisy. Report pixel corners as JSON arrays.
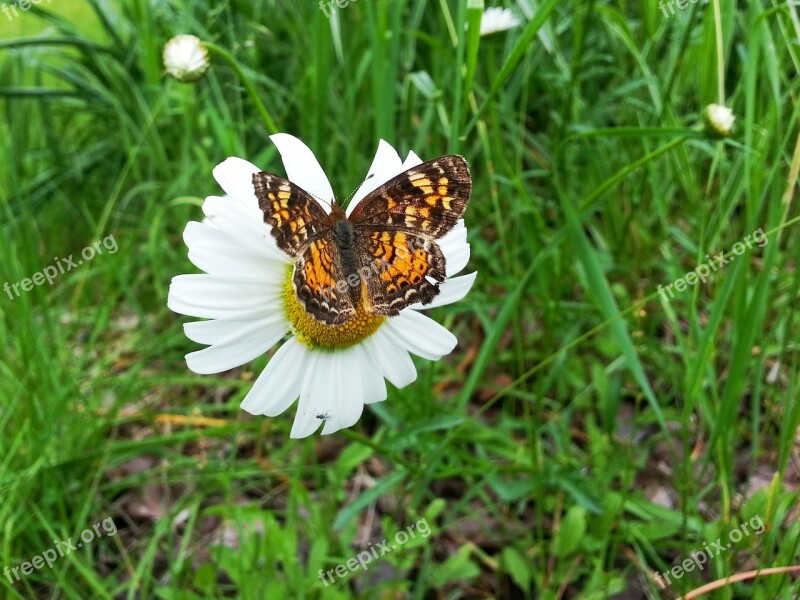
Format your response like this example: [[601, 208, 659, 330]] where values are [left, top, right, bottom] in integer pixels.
[[163, 34, 210, 83], [479, 7, 522, 36], [168, 134, 477, 438]]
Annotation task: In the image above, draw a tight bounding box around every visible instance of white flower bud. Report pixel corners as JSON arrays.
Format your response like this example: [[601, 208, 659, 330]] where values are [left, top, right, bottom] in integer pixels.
[[163, 35, 210, 83], [479, 7, 521, 36], [703, 104, 735, 138]]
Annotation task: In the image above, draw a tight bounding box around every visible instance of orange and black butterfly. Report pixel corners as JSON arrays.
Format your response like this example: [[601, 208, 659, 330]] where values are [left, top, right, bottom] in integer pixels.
[[253, 156, 472, 326]]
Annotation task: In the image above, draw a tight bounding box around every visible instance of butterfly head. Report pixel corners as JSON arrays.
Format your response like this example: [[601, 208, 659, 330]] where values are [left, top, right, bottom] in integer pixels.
[[328, 198, 346, 218]]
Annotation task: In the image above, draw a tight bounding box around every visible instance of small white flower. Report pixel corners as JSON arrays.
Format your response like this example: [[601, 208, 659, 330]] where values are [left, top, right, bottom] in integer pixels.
[[168, 134, 477, 438], [703, 104, 735, 138], [479, 7, 522, 35], [163, 35, 210, 83]]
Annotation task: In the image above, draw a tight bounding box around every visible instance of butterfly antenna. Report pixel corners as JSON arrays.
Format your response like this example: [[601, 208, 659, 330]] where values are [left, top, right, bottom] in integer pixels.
[[342, 172, 374, 210]]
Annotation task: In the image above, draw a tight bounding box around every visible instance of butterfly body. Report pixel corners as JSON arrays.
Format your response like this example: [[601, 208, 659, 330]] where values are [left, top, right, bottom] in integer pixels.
[[253, 155, 472, 326], [328, 207, 363, 307], [331, 212, 356, 248]]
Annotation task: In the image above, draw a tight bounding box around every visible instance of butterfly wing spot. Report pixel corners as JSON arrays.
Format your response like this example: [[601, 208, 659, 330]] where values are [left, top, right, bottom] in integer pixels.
[[408, 174, 434, 195], [269, 198, 291, 226]]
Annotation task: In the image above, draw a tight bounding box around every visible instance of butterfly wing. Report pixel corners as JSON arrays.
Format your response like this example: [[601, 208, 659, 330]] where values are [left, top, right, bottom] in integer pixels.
[[349, 155, 471, 237], [358, 229, 446, 317], [253, 172, 332, 256], [293, 238, 356, 325], [350, 155, 471, 315], [253, 172, 355, 325]]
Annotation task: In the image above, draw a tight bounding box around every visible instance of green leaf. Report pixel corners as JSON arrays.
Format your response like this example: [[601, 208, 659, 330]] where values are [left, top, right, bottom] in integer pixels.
[[555, 506, 587, 557], [430, 544, 480, 587], [501, 546, 531, 591], [192, 563, 216, 594]]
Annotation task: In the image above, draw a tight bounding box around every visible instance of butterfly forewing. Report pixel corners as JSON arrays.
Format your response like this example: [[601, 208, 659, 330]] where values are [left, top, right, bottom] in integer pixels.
[[253, 172, 332, 256], [349, 155, 471, 239]]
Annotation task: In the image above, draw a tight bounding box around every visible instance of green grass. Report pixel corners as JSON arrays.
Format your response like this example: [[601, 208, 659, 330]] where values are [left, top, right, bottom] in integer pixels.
[[1, 0, 800, 597]]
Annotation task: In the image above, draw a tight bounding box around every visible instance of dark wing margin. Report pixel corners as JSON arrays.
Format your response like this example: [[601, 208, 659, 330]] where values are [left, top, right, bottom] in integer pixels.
[[253, 172, 332, 256], [349, 155, 471, 239]]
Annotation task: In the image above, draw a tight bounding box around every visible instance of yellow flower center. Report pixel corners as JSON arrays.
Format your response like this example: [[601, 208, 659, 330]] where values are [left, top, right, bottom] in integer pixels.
[[283, 266, 385, 350]]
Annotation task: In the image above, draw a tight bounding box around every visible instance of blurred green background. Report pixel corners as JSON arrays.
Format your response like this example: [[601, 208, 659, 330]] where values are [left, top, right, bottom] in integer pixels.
[[1, 0, 800, 598]]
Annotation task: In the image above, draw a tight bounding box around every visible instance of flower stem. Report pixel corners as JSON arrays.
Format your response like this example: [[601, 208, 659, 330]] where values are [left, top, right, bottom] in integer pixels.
[[204, 41, 279, 134]]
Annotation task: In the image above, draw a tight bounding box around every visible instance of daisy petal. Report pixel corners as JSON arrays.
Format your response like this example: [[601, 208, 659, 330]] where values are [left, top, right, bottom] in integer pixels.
[[184, 317, 273, 345], [402, 150, 423, 168], [270, 133, 335, 211], [201, 195, 263, 237], [184, 222, 287, 277], [356, 344, 388, 404], [439, 219, 470, 276], [241, 338, 307, 416], [410, 272, 477, 310], [185, 316, 285, 374], [322, 351, 366, 434], [212, 158, 261, 207], [291, 353, 327, 438], [384, 309, 457, 360], [169, 274, 280, 308], [201, 196, 285, 261], [168, 274, 282, 319], [348, 139, 404, 214], [365, 328, 417, 388]]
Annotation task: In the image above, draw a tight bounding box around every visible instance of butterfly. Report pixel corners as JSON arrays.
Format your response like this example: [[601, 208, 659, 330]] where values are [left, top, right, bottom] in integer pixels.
[[253, 155, 472, 326]]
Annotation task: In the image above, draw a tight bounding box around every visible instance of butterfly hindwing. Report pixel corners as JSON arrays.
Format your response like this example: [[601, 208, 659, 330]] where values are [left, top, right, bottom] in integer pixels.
[[293, 238, 356, 325], [359, 228, 446, 317]]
